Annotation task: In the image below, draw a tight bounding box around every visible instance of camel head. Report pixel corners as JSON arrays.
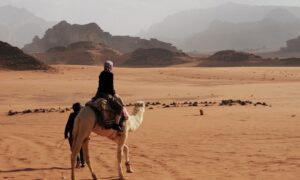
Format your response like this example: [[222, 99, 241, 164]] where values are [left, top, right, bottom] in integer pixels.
[[132, 101, 145, 114]]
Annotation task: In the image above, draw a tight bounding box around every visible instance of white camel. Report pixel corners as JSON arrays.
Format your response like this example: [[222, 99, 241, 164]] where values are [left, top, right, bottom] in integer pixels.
[[70, 101, 145, 180]]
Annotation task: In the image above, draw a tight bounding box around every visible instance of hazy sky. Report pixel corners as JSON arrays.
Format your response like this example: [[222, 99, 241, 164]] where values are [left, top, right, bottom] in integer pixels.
[[1, 0, 300, 35]]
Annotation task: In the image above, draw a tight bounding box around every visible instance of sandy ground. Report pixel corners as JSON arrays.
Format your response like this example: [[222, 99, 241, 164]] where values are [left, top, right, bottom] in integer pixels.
[[0, 65, 300, 180]]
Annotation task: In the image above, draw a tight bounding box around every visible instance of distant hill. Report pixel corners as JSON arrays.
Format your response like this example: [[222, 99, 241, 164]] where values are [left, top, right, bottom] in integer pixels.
[[0, 41, 50, 70], [0, 5, 55, 48], [23, 21, 179, 54], [182, 8, 300, 52], [278, 58, 300, 66], [34, 44, 196, 67], [34, 41, 121, 65], [200, 50, 300, 67], [140, 3, 300, 51], [121, 48, 196, 67]]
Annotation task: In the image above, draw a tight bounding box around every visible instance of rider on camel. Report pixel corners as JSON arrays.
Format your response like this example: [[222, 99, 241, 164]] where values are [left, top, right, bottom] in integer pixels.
[[92, 60, 127, 131]]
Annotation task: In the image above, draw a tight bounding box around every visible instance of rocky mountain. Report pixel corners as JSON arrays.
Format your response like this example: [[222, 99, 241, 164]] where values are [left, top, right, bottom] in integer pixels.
[[23, 21, 179, 54], [182, 8, 300, 52], [121, 48, 196, 67], [140, 3, 300, 48], [0, 5, 55, 48], [34, 41, 121, 65], [0, 41, 50, 70]]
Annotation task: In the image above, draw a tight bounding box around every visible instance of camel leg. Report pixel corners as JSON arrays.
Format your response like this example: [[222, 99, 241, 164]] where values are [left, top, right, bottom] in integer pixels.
[[82, 138, 98, 180], [123, 144, 134, 173], [71, 137, 84, 180], [117, 143, 125, 180], [71, 152, 76, 180], [115, 132, 128, 180]]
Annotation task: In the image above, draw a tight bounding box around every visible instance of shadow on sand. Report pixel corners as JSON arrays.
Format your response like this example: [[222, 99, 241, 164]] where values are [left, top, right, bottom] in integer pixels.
[[81, 177, 119, 180], [0, 167, 122, 180], [0, 166, 70, 173]]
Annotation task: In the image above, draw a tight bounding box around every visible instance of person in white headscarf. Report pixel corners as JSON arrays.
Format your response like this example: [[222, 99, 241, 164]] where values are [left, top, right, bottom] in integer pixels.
[[92, 60, 127, 131]]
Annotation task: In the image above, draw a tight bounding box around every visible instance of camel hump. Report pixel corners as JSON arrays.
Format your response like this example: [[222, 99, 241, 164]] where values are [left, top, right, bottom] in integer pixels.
[[86, 98, 122, 129], [88, 98, 113, 111]]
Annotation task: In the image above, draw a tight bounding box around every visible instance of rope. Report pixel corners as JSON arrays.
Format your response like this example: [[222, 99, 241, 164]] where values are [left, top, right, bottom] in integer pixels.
[[56, 138, 67, 149]]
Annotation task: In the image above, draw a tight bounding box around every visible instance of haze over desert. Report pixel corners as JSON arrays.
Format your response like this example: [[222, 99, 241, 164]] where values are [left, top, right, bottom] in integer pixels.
[[0, 66, 299, 179]]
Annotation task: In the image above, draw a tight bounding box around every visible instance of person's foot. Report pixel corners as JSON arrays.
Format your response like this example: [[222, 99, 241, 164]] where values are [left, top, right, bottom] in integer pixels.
[[112, 123, 122, 132], [81, 164, 85, 168], [76, 162, 80, 169], [123, 109, 129, 120]]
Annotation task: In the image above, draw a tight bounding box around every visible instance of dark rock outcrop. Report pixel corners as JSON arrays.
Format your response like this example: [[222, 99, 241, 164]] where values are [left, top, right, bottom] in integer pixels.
[[0, 41, 50, 70], [23, 21, 179, 54], [278, 58, 300, 66], [200, 50, 265, 66], [121, 48, 195, 66], [200, 50, 300, 66], [208, 50, 262, 61], [280, 36, 300, 52], [34, 41, 121, 65]]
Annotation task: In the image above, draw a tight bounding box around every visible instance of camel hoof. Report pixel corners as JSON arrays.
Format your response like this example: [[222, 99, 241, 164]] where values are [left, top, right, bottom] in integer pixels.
[[126, 169, 134, 173], [92, 173, 98, 180]]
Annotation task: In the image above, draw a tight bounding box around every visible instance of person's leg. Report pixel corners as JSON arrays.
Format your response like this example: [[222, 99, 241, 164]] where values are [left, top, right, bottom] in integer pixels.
[[122, 107, 129, 120], [109, 96, 123, 131], [68, 138, 72, 149], [114, 94, 128, 120], [70, 137, 80, 168], [112, 113, 122, 131], [114, 94, 125, 106], [115, 114, 121, 124], [79, 148, 85, 167]]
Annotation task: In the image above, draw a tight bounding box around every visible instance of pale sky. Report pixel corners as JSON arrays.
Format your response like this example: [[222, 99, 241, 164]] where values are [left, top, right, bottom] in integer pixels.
[[1, 0, 300, 35]]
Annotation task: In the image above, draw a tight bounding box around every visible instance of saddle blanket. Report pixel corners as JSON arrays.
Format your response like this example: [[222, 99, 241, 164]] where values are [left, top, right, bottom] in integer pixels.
[[86, 98, 116, 128]]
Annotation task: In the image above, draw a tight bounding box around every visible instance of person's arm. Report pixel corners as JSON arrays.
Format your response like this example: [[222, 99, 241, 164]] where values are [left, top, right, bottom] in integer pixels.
[[111, 73, 116, 95], [93, 73, 102, 100], [64, 114, 72, 139]]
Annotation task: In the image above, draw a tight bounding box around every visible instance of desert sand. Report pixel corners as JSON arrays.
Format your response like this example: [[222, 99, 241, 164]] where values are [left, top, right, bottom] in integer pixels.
[[0, 65, 300, 180]]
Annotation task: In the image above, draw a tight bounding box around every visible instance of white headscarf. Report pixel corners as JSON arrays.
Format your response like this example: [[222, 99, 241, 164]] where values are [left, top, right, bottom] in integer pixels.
[[104, 60, 113, 72]]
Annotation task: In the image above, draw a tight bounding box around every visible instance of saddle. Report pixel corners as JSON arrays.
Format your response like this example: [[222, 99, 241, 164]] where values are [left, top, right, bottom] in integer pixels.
[[86, 98, 124, 129]]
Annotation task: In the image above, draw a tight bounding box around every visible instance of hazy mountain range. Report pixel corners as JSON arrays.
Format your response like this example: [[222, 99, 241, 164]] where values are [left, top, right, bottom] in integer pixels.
[[140, 2, 300, 52], [2, 3, 300, 54], [0, 5, 55, 48], [182, 8, 300, 52], [23, 21, 179, 54]]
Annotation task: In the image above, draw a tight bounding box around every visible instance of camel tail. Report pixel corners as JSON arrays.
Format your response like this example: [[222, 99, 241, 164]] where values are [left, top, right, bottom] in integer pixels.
[[71, 111, 81, 148]]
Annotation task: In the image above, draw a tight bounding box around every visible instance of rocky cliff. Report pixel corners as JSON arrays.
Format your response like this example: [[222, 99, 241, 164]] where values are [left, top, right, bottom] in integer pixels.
[[23, 21, 179, 54], [34, 41, 121, 65]]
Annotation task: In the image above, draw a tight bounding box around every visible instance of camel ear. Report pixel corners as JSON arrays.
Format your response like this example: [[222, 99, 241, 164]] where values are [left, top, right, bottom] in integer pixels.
[[135, 101, 145, 107]]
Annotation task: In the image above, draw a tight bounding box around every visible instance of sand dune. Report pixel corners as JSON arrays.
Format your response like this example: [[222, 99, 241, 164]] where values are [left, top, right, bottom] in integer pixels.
[[0, 66, 300, 179]]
